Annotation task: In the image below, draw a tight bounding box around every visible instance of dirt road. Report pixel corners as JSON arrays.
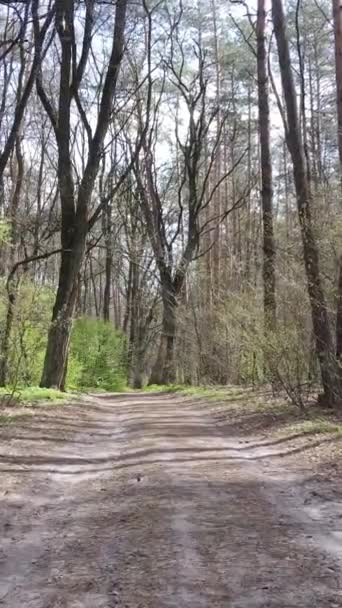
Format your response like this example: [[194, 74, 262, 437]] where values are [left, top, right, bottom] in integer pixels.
[[0, 392, 341, 607]]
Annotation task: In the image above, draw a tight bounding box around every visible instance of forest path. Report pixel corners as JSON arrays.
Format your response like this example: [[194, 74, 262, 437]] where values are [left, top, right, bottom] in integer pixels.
[[0, 392, 341, 607]]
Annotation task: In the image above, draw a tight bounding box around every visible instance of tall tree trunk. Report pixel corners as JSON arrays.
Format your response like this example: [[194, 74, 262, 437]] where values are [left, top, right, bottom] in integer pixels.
[[89, 256, 100, 317], [41, 0, 82, 388], [0, 275, 18, 386], [245, 85, 252, 284], [257, 0, 276, 331], [123, 260, 133, 334], [313, 43, 323, 183], [103, 199, 112, 321], [272, 0, 342, 406], [149, 279, 177, 385], [211, 0, 221, 296], [103, 252, 112, 322], [128, 257, 139, 383], [0, 137, 24, 386], [332, 0, 342, 365], [40, 229, 87, 388], [40, 0, 128, 388], [131, 299, 157, 389]]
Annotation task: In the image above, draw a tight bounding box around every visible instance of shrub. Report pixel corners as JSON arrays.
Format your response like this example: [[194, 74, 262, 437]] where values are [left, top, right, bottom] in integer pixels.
[[67, 317, 127, 391], [0, 279, 127, 391], [262, 325, 315, 409], [1, 280, 54, 386]]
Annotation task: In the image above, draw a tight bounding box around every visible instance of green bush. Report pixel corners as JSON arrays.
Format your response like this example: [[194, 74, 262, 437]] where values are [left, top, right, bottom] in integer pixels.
[[67, 317, 127, 391], [1, 280, 54, 386], [0, 279, 127, 391]]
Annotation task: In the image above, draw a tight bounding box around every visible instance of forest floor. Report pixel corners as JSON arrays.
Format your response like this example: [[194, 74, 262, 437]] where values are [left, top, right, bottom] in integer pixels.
[[0, 389, 342, 607]]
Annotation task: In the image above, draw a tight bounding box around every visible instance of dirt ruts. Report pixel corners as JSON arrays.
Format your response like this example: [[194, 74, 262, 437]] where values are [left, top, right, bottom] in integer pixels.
[[0, 392, 341, 607]]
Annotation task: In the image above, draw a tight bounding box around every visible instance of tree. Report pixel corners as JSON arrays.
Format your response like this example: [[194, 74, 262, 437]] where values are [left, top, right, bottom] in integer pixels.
[[38, 0, 129, 389], [257, 0, 276, 332], [0, 0, 340, 401], [127, 12, 246, 384], [332, 0, 342, 365], [0, 1, 54, 188], [272, 0, 342, 406]]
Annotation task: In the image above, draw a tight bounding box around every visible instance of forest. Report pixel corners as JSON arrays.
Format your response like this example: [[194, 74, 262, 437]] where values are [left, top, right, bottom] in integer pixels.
[[0, 0, 341, 409], [1, 1, 342, 606]]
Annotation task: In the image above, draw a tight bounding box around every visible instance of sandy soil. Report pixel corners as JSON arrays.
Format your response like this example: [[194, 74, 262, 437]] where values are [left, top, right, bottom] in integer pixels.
[[0, 392, 341, 607]]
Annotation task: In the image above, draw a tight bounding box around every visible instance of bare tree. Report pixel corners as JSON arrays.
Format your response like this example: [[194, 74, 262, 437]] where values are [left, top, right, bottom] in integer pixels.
[[332, 0, 342, 366], [257, 0, 276, 332], [129, 20, 247, 384], [38, 0, 129, 389], [0, 1, 54, 185], [272, 0, 342, 406]]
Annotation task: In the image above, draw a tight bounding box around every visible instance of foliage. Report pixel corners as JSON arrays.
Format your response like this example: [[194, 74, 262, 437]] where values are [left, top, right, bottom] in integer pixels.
[[174, 286, 319, 409], [0, 0, 340, 405], [0, 386, 66, 404], [263, 327, 316, 410], [0, 280, 127, 392], [67, 317, 127, 391], [0, 280, 55, 386]]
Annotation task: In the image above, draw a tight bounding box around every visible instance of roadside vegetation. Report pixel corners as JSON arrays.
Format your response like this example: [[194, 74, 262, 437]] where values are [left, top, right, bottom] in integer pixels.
[[0, 283, 127, 396]]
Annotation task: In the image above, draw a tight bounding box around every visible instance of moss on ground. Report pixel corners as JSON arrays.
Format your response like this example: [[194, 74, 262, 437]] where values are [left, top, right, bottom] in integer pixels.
[[0, 386, 67, 404]]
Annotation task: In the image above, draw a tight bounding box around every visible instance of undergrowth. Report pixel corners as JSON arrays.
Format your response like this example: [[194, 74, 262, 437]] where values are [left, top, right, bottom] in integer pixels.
[[0, 386, 67, 405]]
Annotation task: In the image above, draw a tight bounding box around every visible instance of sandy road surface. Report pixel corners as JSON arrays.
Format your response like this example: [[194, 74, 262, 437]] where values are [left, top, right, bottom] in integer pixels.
[[0, 392, 341, 607]]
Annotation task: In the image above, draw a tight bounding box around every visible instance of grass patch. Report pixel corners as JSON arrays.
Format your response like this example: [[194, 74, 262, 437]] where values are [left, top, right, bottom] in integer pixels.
[[86, 385, 131, 393], [143, 384, 247, 398], [0, 386, 68, 405], [285, 417, 342, 437], [142, 384, 185, 393]]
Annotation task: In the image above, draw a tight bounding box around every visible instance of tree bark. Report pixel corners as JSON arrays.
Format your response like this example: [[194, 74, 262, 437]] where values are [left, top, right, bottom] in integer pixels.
[[0, 276, 18, 386], [257, 0, 276, 332], [127, 257, 139, 380], [40, 231, 86, 388], [40, 0, 128, 388], [0, 137, 24, 386], [332, 0, 342, 365], [211, 0, 221, 296], [149, 279, 177, 385], [272, 0, 342, 406], [102, 199, 112, 322]]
